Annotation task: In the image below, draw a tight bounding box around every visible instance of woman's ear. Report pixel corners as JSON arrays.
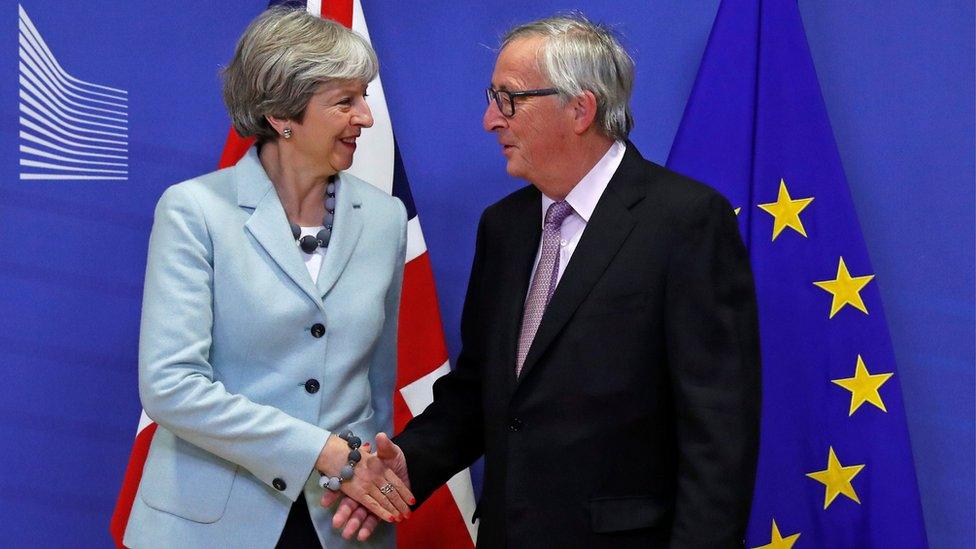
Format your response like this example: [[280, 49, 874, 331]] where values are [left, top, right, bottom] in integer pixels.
[[265, 114, 290, 138]]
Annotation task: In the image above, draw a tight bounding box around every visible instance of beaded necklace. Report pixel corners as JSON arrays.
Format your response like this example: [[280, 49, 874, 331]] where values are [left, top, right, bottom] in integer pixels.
[[289, 177, 337, 254]]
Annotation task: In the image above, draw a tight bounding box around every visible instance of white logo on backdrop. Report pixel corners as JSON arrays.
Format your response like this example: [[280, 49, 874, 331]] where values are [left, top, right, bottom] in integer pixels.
[[18, 4, 128, 181]]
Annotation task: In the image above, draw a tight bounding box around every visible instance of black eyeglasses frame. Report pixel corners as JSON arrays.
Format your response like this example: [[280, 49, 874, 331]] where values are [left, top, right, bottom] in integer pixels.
[[485, 87, 559, 118]]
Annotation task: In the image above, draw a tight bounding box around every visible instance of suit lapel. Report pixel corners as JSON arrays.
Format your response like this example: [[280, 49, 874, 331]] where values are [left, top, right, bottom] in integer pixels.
[[499, 188, 544, 390], [515, 144, 648, 384], [316, 173, 363, 297], [236, 148, 324, 314]]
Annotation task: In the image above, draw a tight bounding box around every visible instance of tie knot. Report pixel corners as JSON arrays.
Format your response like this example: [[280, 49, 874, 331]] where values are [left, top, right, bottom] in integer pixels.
[[545, 200, 573, 228]]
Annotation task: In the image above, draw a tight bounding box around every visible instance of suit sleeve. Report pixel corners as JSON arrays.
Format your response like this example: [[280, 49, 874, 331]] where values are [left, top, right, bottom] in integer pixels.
[[368, 199, 408, 438], [393, 212, 489, 506], [138, 185, 330, 502], [665, 192, 761, 548]]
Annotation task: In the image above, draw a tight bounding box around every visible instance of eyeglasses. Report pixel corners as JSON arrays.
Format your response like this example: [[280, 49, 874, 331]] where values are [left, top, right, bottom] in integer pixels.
[[485, 87, 559, 118]]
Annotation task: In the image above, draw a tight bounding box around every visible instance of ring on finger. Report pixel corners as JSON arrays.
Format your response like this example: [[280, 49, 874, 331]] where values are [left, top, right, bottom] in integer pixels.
[[379, 483, 395, 495]]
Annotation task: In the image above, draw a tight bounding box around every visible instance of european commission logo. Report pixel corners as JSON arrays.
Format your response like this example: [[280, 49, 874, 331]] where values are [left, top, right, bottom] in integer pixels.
[[18, 4, 128, 181]]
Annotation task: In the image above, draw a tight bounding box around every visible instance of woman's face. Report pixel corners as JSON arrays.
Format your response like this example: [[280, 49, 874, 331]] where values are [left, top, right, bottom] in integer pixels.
[[288, 80, 373, 175]]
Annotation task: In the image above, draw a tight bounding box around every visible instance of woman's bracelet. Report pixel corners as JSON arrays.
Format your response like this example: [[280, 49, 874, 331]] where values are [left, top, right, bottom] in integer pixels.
[[319, 429, 363, 491]]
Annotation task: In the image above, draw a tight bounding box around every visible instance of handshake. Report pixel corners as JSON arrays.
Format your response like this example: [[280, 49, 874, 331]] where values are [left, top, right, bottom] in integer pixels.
[[315, 432, 411, 541]]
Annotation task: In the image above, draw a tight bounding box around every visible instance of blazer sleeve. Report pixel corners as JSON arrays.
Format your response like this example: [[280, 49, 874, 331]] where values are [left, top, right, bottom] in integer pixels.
[[368, 199, 407, 438], [664, 192, 761, 547], [138, 184, 330, 502], [393, 211, 489, 506]]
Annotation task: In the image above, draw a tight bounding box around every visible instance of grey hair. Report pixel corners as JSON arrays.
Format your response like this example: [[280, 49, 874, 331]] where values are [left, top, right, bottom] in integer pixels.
[[502, 13, 635, 140], [222, 6, 378, 142]]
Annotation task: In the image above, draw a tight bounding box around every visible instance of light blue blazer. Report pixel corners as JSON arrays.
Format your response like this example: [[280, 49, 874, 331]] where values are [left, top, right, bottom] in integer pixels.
[[124, 147, 406, 548]]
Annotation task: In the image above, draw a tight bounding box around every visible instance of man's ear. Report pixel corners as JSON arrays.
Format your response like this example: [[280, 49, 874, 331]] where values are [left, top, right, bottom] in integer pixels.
[[571, 90, 598, 135], [265, 114, 290, 138]]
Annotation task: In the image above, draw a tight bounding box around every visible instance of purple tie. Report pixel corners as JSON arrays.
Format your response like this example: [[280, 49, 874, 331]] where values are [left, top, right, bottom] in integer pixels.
[[516, 200, 574, 376]]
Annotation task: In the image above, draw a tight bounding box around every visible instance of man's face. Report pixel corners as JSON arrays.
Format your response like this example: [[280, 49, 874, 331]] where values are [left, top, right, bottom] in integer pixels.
[[483, 37, 573, 184]]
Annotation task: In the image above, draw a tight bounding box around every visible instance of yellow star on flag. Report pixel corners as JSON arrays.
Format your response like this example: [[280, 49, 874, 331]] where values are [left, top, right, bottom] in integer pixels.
[[813, 257, 875, 318], [806, 446, 865, 509], [832, 355, 894, 415], [757, 178, 814, 240], [734, 206, 742, 216], [752, 519, 801, 549]]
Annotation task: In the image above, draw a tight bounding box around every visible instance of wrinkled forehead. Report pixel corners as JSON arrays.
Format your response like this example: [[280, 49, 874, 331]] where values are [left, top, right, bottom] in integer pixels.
[[491, 36, 548, 90], [313, 78, 370, 95]]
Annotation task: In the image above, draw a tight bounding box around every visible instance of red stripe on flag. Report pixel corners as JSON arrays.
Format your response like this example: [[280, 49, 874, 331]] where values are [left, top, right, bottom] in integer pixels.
[[393, 384, 413, 434], [320, 0, 353, 28], [109, 423, 157, 548], [217, 128, 255, 169], [396, 484, 474, 549], [397, 253, 450, 389]]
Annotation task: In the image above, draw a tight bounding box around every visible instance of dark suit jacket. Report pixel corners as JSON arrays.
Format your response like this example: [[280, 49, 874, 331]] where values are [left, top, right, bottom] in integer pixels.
[[395, 143, 761, 548]]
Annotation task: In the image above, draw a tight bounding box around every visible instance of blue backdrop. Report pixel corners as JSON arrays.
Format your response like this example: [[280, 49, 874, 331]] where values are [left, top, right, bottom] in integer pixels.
[[0, 1, 971, 547]]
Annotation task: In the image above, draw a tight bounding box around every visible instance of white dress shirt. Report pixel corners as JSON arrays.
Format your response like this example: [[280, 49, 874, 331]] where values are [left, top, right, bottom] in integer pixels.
[[528, 140, 627, 292]]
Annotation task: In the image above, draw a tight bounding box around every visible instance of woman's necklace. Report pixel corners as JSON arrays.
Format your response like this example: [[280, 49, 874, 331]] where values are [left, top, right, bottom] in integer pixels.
[[289, 177, 337, 254]]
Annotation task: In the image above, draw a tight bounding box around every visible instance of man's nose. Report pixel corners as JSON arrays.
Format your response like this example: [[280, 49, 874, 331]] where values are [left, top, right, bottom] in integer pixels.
[[483, 100, 506, 132]]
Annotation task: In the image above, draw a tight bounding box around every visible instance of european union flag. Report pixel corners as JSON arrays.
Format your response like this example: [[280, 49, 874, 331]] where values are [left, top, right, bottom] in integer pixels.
[[667, 1, 927, 546]]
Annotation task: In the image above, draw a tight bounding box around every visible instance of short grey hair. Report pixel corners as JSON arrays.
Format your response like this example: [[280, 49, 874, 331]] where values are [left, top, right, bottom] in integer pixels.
[[503, 13, 635, 141], [222, 6, 378, 142]]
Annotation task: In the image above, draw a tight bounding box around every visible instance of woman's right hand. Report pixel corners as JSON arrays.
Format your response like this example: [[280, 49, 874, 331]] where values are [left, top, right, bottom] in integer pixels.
[[315, 434, 414, 523], [321, 434, 412, 540]]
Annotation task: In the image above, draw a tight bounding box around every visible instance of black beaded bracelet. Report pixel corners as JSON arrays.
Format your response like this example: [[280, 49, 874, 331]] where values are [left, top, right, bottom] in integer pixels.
[[318, 429, 363, 492]]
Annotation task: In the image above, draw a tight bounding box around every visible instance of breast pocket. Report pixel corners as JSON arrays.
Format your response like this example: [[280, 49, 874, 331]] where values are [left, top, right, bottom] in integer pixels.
[[576, 291, 649, 319], [139, 428, 239, 524]]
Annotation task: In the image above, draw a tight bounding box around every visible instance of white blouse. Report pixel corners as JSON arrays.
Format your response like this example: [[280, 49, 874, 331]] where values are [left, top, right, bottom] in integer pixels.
[[298, 225, 326, 280]]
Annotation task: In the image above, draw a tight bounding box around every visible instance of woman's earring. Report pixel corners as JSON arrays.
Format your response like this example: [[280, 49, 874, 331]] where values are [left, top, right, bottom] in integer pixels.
[[283, 128, 293, 139]]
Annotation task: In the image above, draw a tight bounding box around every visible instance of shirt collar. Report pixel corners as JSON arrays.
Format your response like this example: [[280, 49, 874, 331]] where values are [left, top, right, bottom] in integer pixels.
[[541, 140, 626, 224]]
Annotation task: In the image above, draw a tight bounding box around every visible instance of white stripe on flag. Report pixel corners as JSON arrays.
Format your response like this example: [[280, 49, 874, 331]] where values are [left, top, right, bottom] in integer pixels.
[[305, 0, 322, 17], [446, 467, 479, 544], [406, 216, 427, 263], [399, 361, 450, 418], [348, 0, 395, 195], [137, 410, 153, 433]]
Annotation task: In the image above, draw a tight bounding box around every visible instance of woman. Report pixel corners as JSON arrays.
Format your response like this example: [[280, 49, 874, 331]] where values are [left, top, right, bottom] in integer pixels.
[[123, 7, 412, 548]]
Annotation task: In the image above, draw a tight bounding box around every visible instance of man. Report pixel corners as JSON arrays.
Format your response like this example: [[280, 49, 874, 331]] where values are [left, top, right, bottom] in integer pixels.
[[330, 14, 761, 548]]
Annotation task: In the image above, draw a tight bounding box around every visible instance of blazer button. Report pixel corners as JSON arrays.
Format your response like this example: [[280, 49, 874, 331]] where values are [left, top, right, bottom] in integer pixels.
[[304, 379, 320, 394], [310, 323, 325, 338], [509, 418, 523, 432], [272, 478, 287, 491]]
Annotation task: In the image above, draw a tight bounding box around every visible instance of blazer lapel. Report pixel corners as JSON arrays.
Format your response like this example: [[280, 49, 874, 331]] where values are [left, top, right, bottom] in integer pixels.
[[315, 172, 364, 297], [515, 144, 648, 384], [237, 148, 325, 313], [499, 188, 544, 389]]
